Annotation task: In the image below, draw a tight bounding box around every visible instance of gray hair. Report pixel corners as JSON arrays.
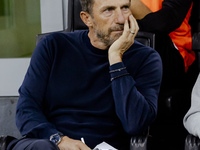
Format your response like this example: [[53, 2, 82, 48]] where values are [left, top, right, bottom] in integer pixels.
[[79, 0, 94, 15]]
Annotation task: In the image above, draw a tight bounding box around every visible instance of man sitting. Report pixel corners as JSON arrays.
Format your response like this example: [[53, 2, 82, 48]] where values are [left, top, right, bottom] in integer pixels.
[[11, 0, 162, 149]]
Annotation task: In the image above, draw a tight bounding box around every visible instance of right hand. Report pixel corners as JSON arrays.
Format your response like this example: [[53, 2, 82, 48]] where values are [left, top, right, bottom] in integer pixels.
[[108, 15, 139, 65], [58, 136, 91, 150]]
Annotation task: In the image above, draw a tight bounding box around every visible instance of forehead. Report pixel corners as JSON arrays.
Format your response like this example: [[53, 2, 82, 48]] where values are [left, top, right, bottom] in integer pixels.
[[93, 0, 130, 8]]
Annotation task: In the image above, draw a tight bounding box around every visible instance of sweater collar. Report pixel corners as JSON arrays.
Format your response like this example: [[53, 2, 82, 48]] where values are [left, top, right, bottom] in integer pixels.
[[82, 30, 109, 55]]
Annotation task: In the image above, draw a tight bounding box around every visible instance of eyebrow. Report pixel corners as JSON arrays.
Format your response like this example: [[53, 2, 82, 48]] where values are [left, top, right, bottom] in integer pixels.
[[99, 5, 115, 12], [99, 2, 130, 12]]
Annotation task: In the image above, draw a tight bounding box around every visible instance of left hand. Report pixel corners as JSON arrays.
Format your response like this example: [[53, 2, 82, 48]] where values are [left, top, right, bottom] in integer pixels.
[[108, 15, 139, 65], [58, 136, 91, 150]]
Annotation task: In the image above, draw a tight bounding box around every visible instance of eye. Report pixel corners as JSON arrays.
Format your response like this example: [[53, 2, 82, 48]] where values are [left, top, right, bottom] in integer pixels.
[[103, 7, 114, 16], [122, 5, 130, 12], [106, 7, 113, 12]]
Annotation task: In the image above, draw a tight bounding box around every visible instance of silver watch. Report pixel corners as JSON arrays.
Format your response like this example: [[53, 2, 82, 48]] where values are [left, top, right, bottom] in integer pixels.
[[49, 133, 63, 145]]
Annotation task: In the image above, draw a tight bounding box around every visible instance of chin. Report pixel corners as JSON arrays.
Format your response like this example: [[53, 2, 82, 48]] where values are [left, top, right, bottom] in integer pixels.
[[108, 35, 121, 46], [112, 33, 122, 40]]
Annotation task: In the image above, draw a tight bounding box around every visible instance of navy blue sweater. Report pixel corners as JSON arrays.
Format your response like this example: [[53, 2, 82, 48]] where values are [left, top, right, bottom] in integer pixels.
[[16, 30, 162, 149]]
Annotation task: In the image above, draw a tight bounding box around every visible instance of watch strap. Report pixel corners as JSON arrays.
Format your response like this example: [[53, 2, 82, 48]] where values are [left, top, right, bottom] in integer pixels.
[[49, 133, 63, 145]]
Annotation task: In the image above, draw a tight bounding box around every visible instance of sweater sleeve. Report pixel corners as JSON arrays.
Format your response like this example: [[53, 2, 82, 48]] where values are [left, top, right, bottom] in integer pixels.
[[183, 73, 200, 138], [137, 0, 193, 34], [16, 36, 60, 139], [109, 52, 162, 135]]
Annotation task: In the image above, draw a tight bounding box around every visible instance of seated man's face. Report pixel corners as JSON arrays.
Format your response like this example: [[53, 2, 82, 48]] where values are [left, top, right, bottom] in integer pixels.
[[91, 0, 132, 47]]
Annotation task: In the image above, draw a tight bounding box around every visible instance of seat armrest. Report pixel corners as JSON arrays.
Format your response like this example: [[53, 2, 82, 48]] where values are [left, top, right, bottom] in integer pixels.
[[0, 135, 17, 150], [185, 134, 200, 150], [130, 128, 149, 150], [130, 135, 147, 150]]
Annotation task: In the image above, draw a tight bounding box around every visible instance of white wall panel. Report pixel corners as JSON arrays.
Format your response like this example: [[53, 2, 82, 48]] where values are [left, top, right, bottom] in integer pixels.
[[0, 58, 30, 96], [40, 0, 68, 33]]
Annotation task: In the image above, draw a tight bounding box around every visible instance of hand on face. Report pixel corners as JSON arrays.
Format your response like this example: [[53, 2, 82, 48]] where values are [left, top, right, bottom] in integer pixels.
[[108, 15, 139, 65], [58, 136, 91, 150]]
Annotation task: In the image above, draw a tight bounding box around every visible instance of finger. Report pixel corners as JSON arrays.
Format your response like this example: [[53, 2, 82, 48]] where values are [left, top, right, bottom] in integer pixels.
[[129, 15, 135, 31], [78, 141, 91, 150], [123, 19, 130, 36], [129, 15, 139, 36], [132, 15, 139, 34]]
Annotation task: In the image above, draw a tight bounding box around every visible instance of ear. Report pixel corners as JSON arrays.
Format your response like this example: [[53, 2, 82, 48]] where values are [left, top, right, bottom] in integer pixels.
[[80, 11, 93, 27]]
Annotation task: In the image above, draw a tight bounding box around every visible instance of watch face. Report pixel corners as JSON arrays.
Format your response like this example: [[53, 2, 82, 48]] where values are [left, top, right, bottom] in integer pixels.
[[50, 133, 62, 145]]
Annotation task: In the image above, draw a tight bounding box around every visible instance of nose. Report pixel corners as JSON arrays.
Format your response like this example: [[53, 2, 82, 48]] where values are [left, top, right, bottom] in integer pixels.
[[115, 10, 126, 24]]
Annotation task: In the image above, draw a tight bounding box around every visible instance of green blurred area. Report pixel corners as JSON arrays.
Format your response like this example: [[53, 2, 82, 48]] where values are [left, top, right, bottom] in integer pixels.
[[0, 0, 41, 58]]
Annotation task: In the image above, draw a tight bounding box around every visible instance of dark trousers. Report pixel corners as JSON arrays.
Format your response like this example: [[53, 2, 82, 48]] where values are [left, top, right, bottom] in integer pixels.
[[8, 138, 59, 150]]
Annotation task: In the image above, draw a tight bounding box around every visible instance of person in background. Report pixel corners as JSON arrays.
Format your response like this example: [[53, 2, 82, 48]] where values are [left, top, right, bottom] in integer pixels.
[[9, 0, 162, 150], [131, 0, 195, 149], [131, 0, 194, 91]]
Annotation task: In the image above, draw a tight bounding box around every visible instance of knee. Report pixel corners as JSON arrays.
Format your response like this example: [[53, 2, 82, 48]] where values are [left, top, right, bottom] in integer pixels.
[[30, 139, 59, 150]]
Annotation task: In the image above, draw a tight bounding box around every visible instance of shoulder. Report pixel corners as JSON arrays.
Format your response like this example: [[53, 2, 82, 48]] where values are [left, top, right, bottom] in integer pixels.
[[33, 30, 88, 60], [123, 41, 162, 76], [41, 30, 87, 44], [125, 41, 161, 61]]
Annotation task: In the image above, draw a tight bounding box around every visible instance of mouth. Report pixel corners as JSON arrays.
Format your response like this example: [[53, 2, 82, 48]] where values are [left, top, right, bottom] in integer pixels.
[[111, 30, 123, 34]]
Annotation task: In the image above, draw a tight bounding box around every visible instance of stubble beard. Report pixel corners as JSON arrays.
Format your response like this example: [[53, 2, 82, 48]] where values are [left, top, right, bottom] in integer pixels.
[[94, 24, 124, 48]]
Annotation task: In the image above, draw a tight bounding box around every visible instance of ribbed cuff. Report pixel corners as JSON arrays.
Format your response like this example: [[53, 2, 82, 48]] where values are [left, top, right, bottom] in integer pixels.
[[109, 62, 129, 81]]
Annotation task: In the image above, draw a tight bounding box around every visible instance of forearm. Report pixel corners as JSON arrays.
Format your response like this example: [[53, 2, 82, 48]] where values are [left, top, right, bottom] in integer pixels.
[[16, 88, 59, 139], [112, 77, 155, 135], [109, 62, 161, 135], [131, 0, 152, 19], [183, 73, 200, 138], [108, 52, 122, 66], [137, 0, 193, 34], [184, 113, 200, 138]]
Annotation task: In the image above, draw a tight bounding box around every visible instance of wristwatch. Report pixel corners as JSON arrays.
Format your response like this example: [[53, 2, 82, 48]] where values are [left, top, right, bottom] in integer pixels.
[[49, 133, 64, 145]]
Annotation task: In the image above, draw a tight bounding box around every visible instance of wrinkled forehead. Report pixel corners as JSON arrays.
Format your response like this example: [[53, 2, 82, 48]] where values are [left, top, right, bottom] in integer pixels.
[[93, 0, 131, 9], [94, 0, 131, 6], [93, 0, 131, 3]]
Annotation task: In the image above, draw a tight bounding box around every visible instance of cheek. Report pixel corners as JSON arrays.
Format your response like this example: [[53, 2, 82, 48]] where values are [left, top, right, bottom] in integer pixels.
[[97, 20, 111, 31], [93, 16, 115, 33], [124, 12, 131, 20]]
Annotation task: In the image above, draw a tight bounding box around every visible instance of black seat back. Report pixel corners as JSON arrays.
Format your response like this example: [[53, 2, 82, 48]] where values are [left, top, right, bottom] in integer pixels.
[[190, 0, 200, 70]]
